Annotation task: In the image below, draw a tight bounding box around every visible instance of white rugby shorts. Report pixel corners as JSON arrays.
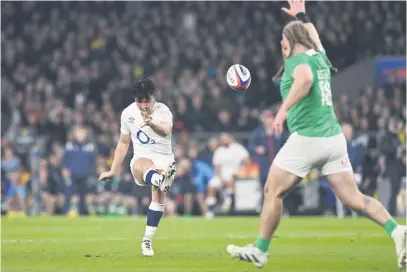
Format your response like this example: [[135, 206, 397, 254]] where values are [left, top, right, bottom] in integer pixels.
[[273, 132, 353, 178], [130, 153, 175, 186]]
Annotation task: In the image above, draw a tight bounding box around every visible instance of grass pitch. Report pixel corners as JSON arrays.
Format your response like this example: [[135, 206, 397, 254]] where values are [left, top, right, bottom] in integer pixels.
[[1, 216, 405, 272]]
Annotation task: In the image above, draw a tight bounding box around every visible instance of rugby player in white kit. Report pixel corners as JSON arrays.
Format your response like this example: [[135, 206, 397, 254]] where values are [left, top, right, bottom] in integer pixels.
[[206, 133, 250, 218], [99, 76, 176, 257]]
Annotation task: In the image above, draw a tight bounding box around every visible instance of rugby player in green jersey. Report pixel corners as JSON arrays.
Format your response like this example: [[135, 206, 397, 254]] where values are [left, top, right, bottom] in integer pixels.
[[227, 0, 406, 269]]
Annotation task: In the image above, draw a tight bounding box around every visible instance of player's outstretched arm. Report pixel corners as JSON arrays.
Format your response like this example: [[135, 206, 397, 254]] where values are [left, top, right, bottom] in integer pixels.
[[282, 0, 323, 50], [99, 133, 130, 181], [111, 134, 131, 173]]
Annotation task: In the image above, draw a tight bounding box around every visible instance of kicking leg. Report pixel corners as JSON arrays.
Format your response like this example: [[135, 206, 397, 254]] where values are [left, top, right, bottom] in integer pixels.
[[227, 164, 300, 267], [132, 158, 175, 256], [142, 185, 165, 257], [132, 158, 175, 192], [328, 171, 406, 269], [132, 158, 165, 188]]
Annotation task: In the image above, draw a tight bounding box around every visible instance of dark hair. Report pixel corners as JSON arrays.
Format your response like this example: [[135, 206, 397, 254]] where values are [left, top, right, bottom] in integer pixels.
[[273, 21, 338, 84], [132, 75, 156, 99]]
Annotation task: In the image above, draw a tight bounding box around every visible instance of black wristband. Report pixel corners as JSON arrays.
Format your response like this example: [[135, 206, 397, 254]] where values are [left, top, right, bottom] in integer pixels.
[[295, 12, 310, 23]]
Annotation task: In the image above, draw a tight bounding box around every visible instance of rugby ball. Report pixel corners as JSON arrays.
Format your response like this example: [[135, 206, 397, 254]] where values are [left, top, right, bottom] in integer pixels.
[[226, 64, 251, 91]]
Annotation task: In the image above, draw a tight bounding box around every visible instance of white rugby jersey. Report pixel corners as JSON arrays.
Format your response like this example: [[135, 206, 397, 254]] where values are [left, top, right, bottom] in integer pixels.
[[213, 142, 249, 180], [120, 102, 173, 155]]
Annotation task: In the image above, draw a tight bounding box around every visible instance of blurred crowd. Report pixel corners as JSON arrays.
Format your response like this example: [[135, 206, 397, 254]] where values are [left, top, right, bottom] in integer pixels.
[[1, 2, 406, 217]]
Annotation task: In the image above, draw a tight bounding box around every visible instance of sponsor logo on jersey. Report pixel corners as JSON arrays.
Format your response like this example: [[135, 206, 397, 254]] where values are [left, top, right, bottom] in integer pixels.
[[136, 129, 155, 144]]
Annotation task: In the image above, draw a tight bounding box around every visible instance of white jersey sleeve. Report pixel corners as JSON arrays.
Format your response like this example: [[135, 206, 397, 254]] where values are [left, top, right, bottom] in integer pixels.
[[120, 110, 131, 135], [154, 104, 173, 127], [212, 143, 248, 181], [212, 148, 222, 166], [235, 144, 249, 161]]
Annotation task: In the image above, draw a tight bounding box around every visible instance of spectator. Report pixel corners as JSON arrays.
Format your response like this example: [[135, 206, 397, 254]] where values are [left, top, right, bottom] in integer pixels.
[[378, 118, 404, 215], [188, 145, 214, 215], [198, 137, 218, 166], [174, 158, 196, 216], [343, 123, 366, 182], [2, 147, 26, 216], [337, 94, 351, 122], [248, 110, 287, 191], [0, 2, 405, 217], [46, 151, 66, 215]]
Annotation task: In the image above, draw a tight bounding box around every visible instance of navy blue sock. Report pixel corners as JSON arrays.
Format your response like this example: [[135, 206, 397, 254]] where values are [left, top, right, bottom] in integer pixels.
[[143, 169, 160, 186], [144, 202, 165, 239]]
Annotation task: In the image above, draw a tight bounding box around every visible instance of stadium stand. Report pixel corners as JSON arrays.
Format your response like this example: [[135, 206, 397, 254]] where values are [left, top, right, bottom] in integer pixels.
[[1, 1, 405, 217]]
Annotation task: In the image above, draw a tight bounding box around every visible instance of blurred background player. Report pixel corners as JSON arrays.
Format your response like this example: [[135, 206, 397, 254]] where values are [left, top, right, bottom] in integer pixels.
[[206, 133, 250, 218], [46, 151, 67, 215], [188, 145, 214, 216], [98, 75, 176, 257], [227, 0, 406, 269], [62, 126, 97, 217]]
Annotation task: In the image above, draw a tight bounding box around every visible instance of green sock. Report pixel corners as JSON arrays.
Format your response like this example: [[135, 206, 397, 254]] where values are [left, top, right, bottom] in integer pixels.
[[255, 236, 271, 253], [384, 219, 399, 237]]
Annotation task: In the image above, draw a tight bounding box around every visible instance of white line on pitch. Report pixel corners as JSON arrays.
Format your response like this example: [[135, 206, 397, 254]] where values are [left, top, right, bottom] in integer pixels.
[[2, 232, 384, 244]]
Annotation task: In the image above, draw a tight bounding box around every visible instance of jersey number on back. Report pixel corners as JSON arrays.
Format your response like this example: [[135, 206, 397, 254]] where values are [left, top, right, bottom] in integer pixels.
[[319, 80, 333, 106]]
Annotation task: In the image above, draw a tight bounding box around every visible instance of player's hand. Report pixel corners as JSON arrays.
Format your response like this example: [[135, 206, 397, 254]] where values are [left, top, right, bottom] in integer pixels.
[[99, 170, 114, 182], [141, 111, 153, 126], [281, 0, 306, 17], [272, 109, 287, 136]]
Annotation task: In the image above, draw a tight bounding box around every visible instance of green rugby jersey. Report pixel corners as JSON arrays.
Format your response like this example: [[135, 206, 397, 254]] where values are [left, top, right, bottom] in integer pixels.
[[280, 49, 342, 137]]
